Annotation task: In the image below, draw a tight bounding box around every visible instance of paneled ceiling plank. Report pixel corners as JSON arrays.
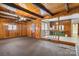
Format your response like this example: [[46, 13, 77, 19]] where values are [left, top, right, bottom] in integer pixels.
[[3, 3, 44, 18]]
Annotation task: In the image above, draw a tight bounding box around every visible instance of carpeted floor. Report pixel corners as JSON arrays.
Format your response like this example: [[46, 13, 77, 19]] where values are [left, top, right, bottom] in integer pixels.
[[0, 37, 76, 56]]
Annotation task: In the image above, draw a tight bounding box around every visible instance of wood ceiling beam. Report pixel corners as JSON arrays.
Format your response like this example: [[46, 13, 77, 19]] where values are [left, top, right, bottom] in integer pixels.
[[0, 4, 37, 20], [0, 14, 18, 20], [0, 12, 18, 18], [3, 3, 44, 18], [0, 12, 36, 22], [0, 11, 36, 20], [33, 3, 53, 16], [0, 8, 37, 20]]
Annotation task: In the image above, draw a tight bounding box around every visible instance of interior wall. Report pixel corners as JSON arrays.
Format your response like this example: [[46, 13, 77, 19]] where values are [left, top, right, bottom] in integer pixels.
[[26, 21, 32, 37], [41, 22, 50, 37], [72, 24, 78, 38], [71, 18, 79, 38], [16, 22, 27, 37], [0, 18, 27, 39], [50, 20, 71, 37], [26, 19, 41, 39]]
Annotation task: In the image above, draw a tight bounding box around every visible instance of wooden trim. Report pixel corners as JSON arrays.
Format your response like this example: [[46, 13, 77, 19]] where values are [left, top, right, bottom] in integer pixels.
[[41, 38, 75, 46], [0, 36, 27, 40]]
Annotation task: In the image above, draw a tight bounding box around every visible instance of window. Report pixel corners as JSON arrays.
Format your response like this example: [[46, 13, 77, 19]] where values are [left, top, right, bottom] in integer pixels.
[[31, 24, 35, 32], [6, 24, 17, 30], [61, 25, 64, 31], [52, 26, 55, 30], [59, 25, 62, 31], [12, 25, 17, 30], [8, 24, 13, 30]]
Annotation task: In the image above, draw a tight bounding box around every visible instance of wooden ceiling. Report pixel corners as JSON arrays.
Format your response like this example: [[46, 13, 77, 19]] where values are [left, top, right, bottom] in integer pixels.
[[0, 6, 6, 11], [43, 3, 65, 14], [0, 3, 79, 21], [16, 3, 42, 18], [42, 3, 79, 14]]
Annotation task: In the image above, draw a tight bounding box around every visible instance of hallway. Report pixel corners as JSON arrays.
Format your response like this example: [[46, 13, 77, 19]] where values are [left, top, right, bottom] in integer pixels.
[[0, 37, 76, 56]]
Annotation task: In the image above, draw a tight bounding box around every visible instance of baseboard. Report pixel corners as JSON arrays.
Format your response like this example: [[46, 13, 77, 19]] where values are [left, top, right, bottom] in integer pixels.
[[41, 38, 75, 46]]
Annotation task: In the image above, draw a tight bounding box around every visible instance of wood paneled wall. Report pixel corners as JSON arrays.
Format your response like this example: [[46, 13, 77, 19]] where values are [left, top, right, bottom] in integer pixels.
[[50, 20, 71, 37], [26, 19, 41, 39], [0, 18, 27, 39]]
